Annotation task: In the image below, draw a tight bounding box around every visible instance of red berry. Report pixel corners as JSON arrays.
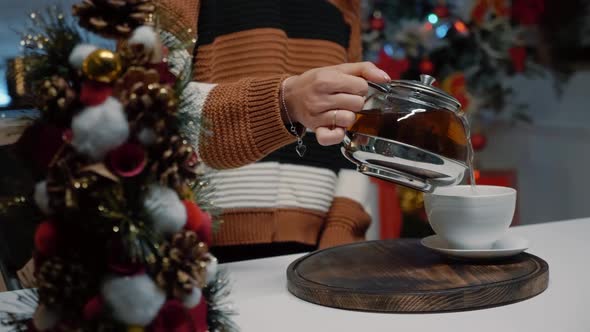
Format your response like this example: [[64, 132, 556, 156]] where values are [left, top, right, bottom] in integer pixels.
[[419, 59, 434, 74], [151, 300, 192, 332], [34, 221, 58, 256], [83, 296, 104, 321], [370, 17, 385, 31], [434, 6, 450, 18], [183, 200, 203, 232], [79, 81, 113, 106], [189, 298, 208, 332], [197, 211, 213, 246], [471, 133, 487, 151]]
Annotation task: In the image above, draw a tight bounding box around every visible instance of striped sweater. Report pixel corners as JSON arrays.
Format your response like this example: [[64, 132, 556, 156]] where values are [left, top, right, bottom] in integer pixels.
[[159, 0, 372, 251]]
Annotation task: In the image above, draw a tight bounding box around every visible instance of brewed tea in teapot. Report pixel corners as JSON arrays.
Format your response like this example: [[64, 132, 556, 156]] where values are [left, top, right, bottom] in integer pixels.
[[341, 75, 472, 193]]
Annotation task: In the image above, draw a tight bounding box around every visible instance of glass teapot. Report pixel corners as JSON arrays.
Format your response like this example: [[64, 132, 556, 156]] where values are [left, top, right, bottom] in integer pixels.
[[341, 74, 470, 193]]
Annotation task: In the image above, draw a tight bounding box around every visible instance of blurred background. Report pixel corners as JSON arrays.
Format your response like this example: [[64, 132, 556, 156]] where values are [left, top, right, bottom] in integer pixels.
[[358, 0, 590, 240], [0, 0, 589, 274]]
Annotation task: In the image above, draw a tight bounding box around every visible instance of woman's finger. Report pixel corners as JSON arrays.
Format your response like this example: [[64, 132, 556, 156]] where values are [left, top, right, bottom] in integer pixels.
[[315, 126, 346, 146], [311, 110, 356, 130], [321, 93, 365, 113]]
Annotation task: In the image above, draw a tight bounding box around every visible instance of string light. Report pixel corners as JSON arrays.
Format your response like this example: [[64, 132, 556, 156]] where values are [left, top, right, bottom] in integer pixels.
[[435, 24, 450, 38], [384, 43, 394, 57], [427, 13, 439, 24], [454, 21, 468, 34]]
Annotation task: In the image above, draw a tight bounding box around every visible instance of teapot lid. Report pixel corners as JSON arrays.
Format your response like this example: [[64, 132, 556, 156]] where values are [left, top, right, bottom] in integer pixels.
[[387, 74, 461, 112]]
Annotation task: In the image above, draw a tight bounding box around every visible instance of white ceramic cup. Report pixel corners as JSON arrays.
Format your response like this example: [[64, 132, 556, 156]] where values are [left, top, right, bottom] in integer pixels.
[[423, 185, 517, 250]]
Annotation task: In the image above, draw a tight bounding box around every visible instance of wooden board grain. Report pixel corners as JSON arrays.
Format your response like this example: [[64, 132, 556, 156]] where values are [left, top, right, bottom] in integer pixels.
[[287, 239, 549, 313]]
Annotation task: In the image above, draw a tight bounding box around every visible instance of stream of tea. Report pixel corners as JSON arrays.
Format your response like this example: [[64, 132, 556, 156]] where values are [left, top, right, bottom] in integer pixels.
[[459, 113, 478, 193], [348, 108, 477, 191]]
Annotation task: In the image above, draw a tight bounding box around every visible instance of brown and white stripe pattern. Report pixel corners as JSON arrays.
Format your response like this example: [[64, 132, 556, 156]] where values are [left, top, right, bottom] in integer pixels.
[[206, 162, 338, 212], [160, 0, 371, 249]]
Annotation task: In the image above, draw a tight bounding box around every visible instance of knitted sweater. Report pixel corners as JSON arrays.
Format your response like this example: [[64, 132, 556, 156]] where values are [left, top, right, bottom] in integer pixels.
[[159, 0, 372, 249]]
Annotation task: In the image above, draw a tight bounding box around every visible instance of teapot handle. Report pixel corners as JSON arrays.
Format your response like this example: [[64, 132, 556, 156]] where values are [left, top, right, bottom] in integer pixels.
[[367, 81, 389, 93]]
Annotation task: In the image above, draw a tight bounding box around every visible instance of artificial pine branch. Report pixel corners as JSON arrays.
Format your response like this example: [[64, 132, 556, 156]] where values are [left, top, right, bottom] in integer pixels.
[[19, 6, 86, 87], [204, 270, 239, 332]]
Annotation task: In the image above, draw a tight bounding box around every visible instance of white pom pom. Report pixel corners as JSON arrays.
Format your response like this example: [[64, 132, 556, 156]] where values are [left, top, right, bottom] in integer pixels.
[[129, 26, 159, 52], [69, 44, 98, 69], [182, 287, 202, 309], [205, 254, 218, 285], [71, 97, 129, 160], [34, 180, 51, 215], [143, 184, 187, 234], [137, 127, 157, 146], [101, 274, 165, 326], [33, 305, 60, 331]]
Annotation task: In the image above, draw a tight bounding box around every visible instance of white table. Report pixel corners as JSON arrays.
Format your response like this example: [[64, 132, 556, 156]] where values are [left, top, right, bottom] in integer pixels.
[[1, 219, 589, 332]]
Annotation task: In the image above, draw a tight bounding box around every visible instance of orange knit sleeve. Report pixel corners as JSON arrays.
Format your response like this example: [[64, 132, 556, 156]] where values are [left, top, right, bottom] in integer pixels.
[[318, 197, 371, 249], [198, 75, 298, 169]]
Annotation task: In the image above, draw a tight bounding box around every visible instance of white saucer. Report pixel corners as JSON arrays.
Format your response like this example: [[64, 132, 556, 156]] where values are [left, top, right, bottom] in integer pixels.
[[421, 231, 529, 260]]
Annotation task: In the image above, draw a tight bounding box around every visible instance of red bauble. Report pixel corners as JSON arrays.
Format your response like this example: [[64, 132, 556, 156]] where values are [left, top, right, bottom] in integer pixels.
[[35, 221, 58, 256], [151, 300, 192, 332], [376, 48, 409, 80], [419, 59, 435, 74], [189, 298, 209, 332], [471, 2, 488, 25], [79, 81, 113, 106], [509, 47, 527, 73], [456, 93, 470, 110], [107, 143, 147, 178], [471, 133, 487, 151], [183, 200, 203, 232], [370, 17, 385, 31], [197, 211, 213, 246], [434, 6, 450, 18], [83, 296, 104, 321]]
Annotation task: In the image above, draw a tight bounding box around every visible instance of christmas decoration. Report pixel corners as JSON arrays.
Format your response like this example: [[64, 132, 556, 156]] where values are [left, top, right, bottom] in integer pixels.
[[82, 49, 124, 83], [156, 230, 209, 305], [361, 0, 586, 131], [37, 76, 78, 126], [72, 0, 155, 39], [470, 132, 487, 151], [1, 2, 234, 331]]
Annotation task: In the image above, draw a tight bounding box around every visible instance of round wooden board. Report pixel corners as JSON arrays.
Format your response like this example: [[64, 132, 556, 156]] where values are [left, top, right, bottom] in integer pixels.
[[287, 239, 549, 313]]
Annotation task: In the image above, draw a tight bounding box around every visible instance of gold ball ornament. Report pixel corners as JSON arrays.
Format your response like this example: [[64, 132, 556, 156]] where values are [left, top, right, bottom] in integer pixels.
[[398, 186, 424, 214], [127, 326, 144, 332], [82, 49, 123, 83]]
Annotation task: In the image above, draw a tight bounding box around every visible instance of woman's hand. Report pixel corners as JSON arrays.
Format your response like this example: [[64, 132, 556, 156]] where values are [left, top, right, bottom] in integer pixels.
[[282, 62, 390, 146]]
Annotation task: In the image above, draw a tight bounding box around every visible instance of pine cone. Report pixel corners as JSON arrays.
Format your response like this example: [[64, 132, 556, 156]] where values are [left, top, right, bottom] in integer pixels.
[[37, 76, 78, 126], [119, 41, 151, 67], [37, 257, 90, 307], [151, 135, 199, 188], [113, 66, 177, 137], [156, 230, 210, 299], [72, 0, 155, 39]]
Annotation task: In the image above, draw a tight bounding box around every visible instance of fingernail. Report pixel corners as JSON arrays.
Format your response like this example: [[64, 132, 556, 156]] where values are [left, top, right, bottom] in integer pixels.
[[381, 70, 391, 81]]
